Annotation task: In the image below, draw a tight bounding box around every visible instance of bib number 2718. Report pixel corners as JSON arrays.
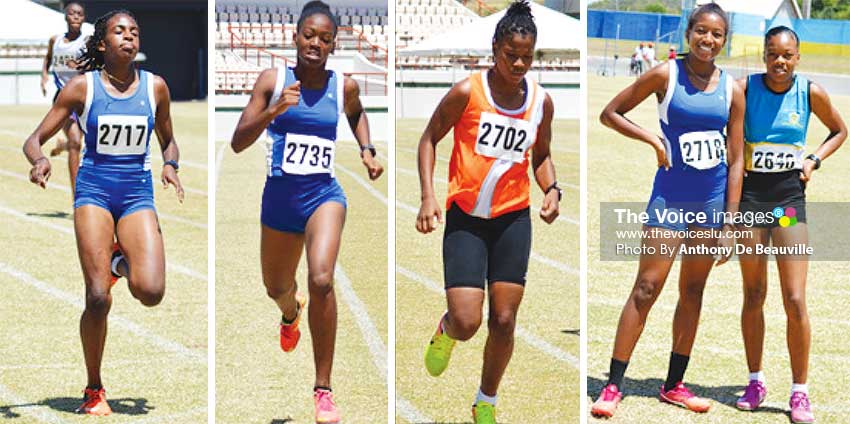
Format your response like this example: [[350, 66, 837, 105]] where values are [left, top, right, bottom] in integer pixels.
[[95, 115, 149, 156], [678, 130, 726, 170], [475, 112, 534, 163]]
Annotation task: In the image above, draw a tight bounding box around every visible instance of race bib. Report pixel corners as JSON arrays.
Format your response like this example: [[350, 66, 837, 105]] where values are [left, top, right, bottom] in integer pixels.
[[281, 133, 335, 175], [746, 143, 803, 172], [678, 130, 726, 170], [96, 115, 149, 156], [474, 112, 535, 163]]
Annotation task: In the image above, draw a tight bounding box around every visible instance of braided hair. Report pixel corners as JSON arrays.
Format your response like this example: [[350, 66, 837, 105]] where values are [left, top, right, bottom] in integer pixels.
[[297, 1, 338, 37], [765, 25, 800, 49], [686, 3, 728, 36], [492, 0, 536, 45], [76, 9, 136, 73]]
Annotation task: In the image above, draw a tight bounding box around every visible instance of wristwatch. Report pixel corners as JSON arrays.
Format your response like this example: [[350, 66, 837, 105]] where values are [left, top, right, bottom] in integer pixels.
[[805, 154, 821, 170], [545, 181, 562, 201], [164, 160, 179, 172], [359, 144, 377, 158]]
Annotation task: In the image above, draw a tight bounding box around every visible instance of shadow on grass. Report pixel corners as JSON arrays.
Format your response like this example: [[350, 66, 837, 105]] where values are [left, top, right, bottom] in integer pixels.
[[270, 419, 294, 424], [0, 397, 154, 418], [587, 375, 788, 417], [562, 328, 580, 336], [25, 211, 71, 220]]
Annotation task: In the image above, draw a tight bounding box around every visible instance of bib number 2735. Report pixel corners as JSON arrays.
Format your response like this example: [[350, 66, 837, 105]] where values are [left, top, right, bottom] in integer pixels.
[[95, 115, 149, 156], [475, 112, 534, 163], [678, 130, 726, 170], [282, 133, 335, 175]]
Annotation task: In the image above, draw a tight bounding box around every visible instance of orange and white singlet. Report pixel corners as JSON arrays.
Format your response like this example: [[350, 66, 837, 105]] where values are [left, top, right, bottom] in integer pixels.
[[446, 70, 546, 219]]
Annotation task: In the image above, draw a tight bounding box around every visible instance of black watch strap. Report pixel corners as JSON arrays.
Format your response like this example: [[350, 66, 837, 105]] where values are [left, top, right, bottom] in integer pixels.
[[164, 160, 179, 171], [359, 144, 377, 158], [545, 181, 562, 201], [806, 154, 821, 170]]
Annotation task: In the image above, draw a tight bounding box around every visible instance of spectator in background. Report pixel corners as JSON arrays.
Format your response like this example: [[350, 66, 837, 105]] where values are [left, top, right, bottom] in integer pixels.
[[643, 42, 657, 69], [669, 46, 677, 60], [634, 42, 645, 75]]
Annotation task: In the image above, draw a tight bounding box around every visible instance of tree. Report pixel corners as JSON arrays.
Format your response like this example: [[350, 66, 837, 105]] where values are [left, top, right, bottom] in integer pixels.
[[643, 2, 668, 13]]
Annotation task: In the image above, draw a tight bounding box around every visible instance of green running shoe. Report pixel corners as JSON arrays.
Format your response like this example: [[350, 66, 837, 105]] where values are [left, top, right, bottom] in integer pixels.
[[424, 313, 456, 377], [472, 401, 496, 424]]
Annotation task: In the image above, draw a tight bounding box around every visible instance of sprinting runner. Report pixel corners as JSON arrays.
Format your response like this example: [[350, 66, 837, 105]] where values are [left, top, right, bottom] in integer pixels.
[[23, 9, 184, 416], [40, 1, 92, 195], [416, 2, 560, 423], [590, 3, 745, 417], [734, 26, 846, 424], [229, 1, 383, 423]]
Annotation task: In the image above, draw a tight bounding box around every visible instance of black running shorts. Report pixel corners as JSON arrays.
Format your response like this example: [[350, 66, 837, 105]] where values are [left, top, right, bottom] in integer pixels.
[[740, 170, 806, 228], [442, 203, 531, 289]]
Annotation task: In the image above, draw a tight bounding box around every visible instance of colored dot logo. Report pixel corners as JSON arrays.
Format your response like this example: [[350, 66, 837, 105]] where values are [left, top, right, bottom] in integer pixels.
[[773, 206, 797, 227]]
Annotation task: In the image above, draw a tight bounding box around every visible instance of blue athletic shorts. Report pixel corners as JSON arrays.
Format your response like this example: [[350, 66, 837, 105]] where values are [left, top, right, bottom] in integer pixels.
[[74, 166, 156, 221], [261, 175, 347, 234], [645, 167, 726, 231]]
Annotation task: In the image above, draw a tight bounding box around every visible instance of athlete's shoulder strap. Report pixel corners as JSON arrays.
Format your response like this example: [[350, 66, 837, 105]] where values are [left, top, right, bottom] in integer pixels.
[[269, 66, 286, 105], [528, 79, 547, 127], [657, 59, 678, 125], [144, 70, 158, 119], [724, 70, 734, 114], [335, 69, 345, 118], [79, 71, 94, 134]]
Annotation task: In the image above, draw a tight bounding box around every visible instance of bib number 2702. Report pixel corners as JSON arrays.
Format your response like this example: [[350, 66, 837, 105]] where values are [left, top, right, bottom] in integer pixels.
[[475, 112, 534, 163], [95, 115, 149, 156]]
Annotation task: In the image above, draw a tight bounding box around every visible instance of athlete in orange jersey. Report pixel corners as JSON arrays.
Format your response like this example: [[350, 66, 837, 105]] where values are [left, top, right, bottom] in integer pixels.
[[415, 2, 560, 422]]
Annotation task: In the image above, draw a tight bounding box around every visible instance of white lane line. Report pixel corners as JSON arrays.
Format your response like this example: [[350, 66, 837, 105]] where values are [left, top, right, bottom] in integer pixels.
[[215, 142, 228, 193], [396, 265, 579, 369], [394, 165, 579, 225], [336, 161, 577, 276], [0, 358, 174, 371], [0, 261, 205, 363], [0, 168, 207, 230], [0, 203, 207, 282], [125, 406, 207, 424], [335, 266, 431, 423], [0, 382, 65, 423]]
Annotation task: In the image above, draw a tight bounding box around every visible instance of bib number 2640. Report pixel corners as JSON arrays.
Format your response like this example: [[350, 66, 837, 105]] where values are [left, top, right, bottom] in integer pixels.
[[475, 112, 534, 163], [95, 115, 149, 156]]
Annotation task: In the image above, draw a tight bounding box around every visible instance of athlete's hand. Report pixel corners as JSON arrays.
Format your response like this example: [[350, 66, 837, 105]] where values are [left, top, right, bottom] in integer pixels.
[[800, 159, 816, 183], [40, 76, 47, 97], [29, 157, 51, 189], [654, 136, 670, 170], [539, 189, 560, 224], [161, 165, 185, 203], [715, 224, 735, 266], [416, 196, 443, 234], [361, 152, 383, 180], [269, 81, 301, 116]]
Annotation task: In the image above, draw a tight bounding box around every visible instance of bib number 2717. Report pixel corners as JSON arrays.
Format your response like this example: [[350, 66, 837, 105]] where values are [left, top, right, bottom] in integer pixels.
[[95, 115, 149, 156], [475, 112, 534, 163], [678, 130, 726, 170]]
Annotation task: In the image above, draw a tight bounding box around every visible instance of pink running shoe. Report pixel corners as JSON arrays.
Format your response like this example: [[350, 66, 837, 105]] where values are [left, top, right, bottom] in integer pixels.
[[591, 383, 622, 418], [314, 388, 340, 424], [659, 382, 711, 413], [736, 380, 767, 411], [789, 391, 814, 424]]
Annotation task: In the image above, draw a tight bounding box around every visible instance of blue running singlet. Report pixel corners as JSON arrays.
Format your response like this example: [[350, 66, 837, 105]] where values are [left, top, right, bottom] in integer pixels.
[[744, 73, 810, 172], [646, 58, 734, 230], [74, 70, 157, 220], [261, 67, 347, 234]]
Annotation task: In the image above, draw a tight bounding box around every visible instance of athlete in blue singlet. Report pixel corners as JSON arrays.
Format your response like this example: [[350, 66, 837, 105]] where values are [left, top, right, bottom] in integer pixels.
[[230, 2, 383, 422], [591, 4, 745, 418], [40, 2, 92, 195], [23, 10, 184, 416], [734, 26, 846, 423]]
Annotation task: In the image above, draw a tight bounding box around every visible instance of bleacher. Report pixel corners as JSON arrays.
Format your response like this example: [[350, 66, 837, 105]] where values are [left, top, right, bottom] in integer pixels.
[[215, 2, 388, 95], [396, 0, 478, 49]]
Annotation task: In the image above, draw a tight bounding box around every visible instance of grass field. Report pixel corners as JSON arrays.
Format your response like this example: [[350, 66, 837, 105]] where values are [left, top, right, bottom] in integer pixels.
[[394, 119, 580, 423], [214, 132, 389, 422], [0, 102, 208, 423], [587, 74, 850, 423]]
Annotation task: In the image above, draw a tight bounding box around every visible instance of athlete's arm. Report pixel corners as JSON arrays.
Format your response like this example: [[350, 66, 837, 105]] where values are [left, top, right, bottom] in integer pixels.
[[716, 78, 746, 266], [231, 68, 300, 153], [343, 76, 382, 180], [152, 75, 184, 203], [599, 63, 670, 168], [415, 78, 471, 234], [23, 74, 85, 188], [802, 82, 847, 182], [41, 36, 57, 97], [532, 93, 559, 224]]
